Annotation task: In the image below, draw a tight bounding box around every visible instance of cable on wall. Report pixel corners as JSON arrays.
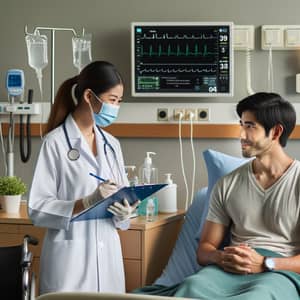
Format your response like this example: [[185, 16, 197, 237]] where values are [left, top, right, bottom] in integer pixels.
[[178, 112, 189, 210], [187, 111, 196, 207]]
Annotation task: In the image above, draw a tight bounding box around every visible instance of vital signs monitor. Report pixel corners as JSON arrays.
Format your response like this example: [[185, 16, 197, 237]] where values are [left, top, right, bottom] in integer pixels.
[[131, 22, 233, 97], [6, 69, 25, 97]]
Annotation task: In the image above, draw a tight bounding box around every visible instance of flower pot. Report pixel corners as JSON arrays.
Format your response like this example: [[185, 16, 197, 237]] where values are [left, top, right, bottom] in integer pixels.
[[0, 195, 21, 213]]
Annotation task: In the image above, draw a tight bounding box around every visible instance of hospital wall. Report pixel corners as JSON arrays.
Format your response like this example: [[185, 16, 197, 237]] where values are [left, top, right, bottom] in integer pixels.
[[1, 0, 300, 208]]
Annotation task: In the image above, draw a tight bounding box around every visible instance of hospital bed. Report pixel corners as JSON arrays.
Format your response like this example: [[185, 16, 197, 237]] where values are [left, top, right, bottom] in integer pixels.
[[37, 149, 243, 299], [0, 234, 38, 300], [36, 292, 190, 299]]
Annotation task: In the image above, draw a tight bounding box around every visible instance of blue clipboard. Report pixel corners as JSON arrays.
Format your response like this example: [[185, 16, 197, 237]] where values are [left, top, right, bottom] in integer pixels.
[[71, 183, 167, 222]]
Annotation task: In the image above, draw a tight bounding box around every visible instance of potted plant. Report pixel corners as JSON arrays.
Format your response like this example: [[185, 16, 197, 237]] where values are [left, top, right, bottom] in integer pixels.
[[0, 176, 27, 213]]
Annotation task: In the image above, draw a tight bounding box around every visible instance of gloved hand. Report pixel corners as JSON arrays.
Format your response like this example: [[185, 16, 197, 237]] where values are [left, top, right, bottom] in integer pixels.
[[82, 180, 118, 209], [107, 199, 140, 221]]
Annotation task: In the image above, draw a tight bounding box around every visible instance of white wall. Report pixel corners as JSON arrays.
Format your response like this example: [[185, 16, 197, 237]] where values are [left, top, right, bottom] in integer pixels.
[[1, 0, 300, 208]]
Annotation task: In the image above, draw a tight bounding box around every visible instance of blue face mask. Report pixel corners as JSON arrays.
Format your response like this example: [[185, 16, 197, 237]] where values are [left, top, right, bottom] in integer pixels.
[[91, 91, 120, 127]]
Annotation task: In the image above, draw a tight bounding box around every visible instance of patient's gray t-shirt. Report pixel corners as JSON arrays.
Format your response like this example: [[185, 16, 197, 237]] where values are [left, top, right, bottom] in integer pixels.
[[207, 160, 300, 257]]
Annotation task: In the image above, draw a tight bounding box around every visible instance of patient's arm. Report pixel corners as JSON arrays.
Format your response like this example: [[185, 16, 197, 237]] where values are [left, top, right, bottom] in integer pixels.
[[270, 253, 300, 274], [197, 221, 228, 266], [198, 221, 300, 274], [223, 244, 300, 274], [197, 221, 252, 274]]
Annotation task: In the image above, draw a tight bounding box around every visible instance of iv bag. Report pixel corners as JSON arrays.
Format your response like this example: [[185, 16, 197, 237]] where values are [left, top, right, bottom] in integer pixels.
[[25, 32, 48, 99], [72, 34, 92, 73], [25, 32, 48, 71]]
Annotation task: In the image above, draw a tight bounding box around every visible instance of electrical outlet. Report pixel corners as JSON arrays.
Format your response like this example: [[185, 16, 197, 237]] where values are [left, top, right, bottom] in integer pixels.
[[173, 108, 185, 121], [157, 108, 168, 121], [197, 108, 209, 121], [185, 109, 197, 121], [261, 25, 284, 49], [234, 25, 255, 50]]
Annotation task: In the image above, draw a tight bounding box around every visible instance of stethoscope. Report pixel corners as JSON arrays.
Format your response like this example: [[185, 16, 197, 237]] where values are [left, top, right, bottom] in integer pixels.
[[62, 122, 122, 182]]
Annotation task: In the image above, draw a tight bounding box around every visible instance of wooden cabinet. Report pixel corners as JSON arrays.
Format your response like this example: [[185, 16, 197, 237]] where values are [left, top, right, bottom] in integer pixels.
[[119, 212, 185, 291], [0, 203, 185, 293]]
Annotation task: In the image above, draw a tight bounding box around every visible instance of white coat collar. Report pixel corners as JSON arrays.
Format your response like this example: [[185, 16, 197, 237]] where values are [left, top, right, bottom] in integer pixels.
[[63, 114, 101, 168], [64, 114, 83, 139], [64, 114, 102, 141]]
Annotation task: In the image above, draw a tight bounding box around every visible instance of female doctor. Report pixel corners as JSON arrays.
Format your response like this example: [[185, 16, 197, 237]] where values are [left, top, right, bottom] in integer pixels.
[[28, 61, 139, 294]]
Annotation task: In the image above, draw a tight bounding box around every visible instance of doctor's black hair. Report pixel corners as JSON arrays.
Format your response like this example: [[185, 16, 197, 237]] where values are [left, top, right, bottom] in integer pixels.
[[74, 61, 123, 100], [45, 61, 123, 134], [236, 92, 296, 147]]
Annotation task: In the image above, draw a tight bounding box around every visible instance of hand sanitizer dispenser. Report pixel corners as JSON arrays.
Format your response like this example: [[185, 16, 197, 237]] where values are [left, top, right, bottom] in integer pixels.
[[157, 173, 177, 213], [138, 152, 159, 217], [139, 152, 158, 184]]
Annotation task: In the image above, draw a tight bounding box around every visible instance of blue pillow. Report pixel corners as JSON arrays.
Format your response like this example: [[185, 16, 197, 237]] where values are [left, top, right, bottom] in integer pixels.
[[203, 149, 248, 199], [194, 149, 248, 241]]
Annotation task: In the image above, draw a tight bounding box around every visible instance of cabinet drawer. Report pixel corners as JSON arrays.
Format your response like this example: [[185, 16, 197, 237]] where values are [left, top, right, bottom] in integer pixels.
[[0, 223, 20, 234], [0, 232, 23, 246], [123, 259, 141, 292], [119, 230, 141, 259]]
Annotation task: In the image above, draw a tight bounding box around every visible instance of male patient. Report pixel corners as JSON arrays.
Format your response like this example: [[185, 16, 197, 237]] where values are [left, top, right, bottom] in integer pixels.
[[174, 92, 300, 299]]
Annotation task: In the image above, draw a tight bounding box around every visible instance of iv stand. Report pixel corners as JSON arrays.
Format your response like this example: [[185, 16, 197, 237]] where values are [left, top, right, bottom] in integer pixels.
[[24, 26, 84, 104]]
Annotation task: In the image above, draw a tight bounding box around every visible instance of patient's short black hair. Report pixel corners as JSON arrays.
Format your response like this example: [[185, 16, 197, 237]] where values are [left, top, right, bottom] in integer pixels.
[[236, 92, 296, 147]]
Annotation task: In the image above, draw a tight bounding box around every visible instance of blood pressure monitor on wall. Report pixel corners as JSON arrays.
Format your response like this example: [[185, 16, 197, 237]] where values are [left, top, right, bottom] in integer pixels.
[[6, 69, 25, 97]]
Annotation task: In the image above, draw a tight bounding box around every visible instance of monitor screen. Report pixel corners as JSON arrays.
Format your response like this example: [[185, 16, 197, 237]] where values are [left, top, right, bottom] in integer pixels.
[[131, 22, 233, 97], [8, 74, 22, 88]]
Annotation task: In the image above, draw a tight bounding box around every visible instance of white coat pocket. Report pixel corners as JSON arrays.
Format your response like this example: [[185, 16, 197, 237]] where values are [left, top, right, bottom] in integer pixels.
[[40, 240, 97, 293]]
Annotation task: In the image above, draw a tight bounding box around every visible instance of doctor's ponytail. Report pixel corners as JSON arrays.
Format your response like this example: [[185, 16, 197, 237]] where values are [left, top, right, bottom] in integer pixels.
[[45, 75, 79, 134]]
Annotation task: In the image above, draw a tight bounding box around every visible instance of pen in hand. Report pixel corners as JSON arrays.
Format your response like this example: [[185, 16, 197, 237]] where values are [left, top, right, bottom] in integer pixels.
[[82, 173, 118, 210], [89, 173, 118, 186], [89, 173, 107, 182]]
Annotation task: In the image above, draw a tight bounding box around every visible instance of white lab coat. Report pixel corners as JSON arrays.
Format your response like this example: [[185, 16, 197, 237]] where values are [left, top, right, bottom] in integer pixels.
[[28, 114, 129, 294]]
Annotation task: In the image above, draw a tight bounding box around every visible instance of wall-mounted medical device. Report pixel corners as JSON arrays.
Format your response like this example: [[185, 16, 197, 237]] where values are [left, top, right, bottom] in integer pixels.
[[1, 69, 40, 115], [6, 69, 25, 97], [1, 69, 41, 176], [0, 103, 40, 115], [131, 22, 234, 97]]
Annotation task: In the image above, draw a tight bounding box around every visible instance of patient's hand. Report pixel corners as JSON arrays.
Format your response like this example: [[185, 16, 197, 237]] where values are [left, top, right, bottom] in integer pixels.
[[220, 244, 264, 275]]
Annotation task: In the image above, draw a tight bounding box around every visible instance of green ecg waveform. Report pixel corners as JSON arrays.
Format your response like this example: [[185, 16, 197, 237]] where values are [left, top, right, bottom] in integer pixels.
[[141, 44, 217, 57]]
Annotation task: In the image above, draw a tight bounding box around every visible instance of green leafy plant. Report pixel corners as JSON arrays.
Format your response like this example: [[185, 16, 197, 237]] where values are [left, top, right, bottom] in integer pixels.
[[0, 176, 27, 196]]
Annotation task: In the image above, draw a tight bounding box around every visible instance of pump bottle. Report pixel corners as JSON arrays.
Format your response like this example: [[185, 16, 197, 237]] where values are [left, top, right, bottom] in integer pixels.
[[125, 165, 138, 186], [138, 152, 158, 219], [139, 152, 158, 184], [158, 173, 177, 213]]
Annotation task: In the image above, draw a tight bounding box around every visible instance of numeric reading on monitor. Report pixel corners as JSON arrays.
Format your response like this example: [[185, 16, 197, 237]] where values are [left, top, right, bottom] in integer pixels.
[[132, 23, 233, 97]]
